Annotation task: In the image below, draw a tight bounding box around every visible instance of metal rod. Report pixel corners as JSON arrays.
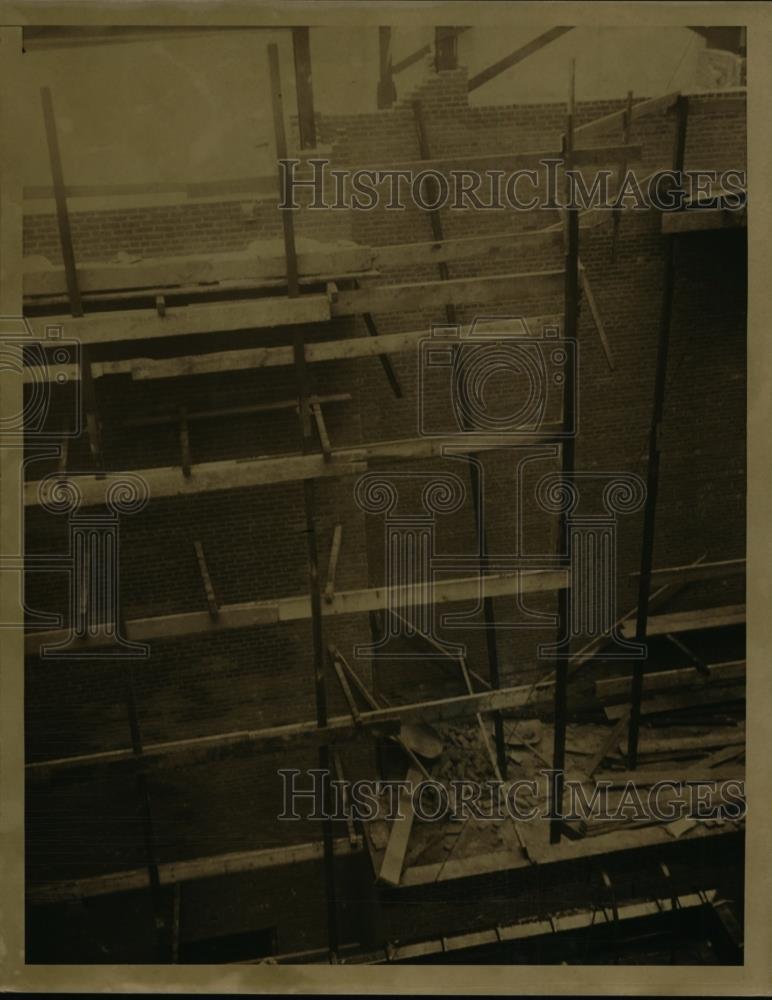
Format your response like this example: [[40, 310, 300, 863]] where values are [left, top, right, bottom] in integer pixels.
[[550, 60, 580, 845], [627, 96, 689, 768]]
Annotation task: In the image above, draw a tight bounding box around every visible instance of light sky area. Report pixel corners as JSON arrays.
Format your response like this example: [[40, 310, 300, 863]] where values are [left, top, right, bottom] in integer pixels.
[[20, 26, 707, 188]]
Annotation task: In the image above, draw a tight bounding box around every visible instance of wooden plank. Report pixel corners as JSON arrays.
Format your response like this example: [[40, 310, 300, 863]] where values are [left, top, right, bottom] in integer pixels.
[[574, 91, 680, 140], [292, 27, 316, 149], [24, 245, 374, 297], [26, 677, 570, 788], [23, 294, 331, 345], [371, 227, 566, 270], [467, 27, 574, 92], [597, 658, 745, 700], [178, 406, 191, 477], [621, 604, 745, 639], [131, 313, 561, 380], [324, 525, 343, 604], [661, 207, 747, 234], [616, 729, 744, 757], [635, 558, 745, 586], [122, 393, 350, 428], [331, 269, 564, 316], [378, 764, 423, 886], [354, 143, 642, 176], [25, 313, 562, 384], [25, 567, 567, 654], [28, 837, 363, 905], [25, 430, 562, 508]]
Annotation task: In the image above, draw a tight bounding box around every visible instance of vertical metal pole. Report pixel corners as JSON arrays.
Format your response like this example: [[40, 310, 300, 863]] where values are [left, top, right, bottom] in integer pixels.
[[292, 28, 317, 150], [413, 100, 507, 778], [627, 96, 689, 768], [550, 60, 580, 845], [268, 43, 300, 298], [294, 334, 338, 960]]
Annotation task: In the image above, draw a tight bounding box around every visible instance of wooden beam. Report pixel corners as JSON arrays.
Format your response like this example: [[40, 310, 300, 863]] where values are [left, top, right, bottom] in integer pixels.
[[378, 764, 422, 886], [25, 566, 568, 654], [371, 226, 567, 271], [25, 312, 563, 384], [324, 525, 343, 604], [621, 604, 745, 639], [578, 264, 614, 371], [24, 245, 374, 298], [178, 406, 191, 477], [605, 683, 745, 720], [122, 393, 351, 428], [23, 294, 331, 345], [28, 838, 364, 905], [26, 429, 562, 508], [26, 677, 566, 788], [597, 658, 745, 701], [331, 269, 564, 317], [573, 91, 680, 141], [468, 27, 574, 93]]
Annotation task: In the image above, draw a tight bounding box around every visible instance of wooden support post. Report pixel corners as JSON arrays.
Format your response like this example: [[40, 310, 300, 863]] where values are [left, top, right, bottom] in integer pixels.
[[178, 406, 191, 478], [41, 86, 103, 469], [435, 27, 458, 71], [293, 331, 337, 958], [268, 43, 299, 298], [193, 541, 219, 621], [413, 98, 508, 780], [292, 27, 316, 149], [377, 27, 397, 109], [311, 402, 332, 461], [324, 524, 343, 604], [628, 96, 689, 769], [550, 61, 580, 845], [332, 750, 358, 847], [611, 90, 634, 261]]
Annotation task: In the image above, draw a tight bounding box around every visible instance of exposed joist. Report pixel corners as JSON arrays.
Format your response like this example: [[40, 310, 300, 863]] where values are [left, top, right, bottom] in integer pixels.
[[596, 658, 745, 700], [324, 525, 343, 604], [25, 566, 568, 654], [26, 429, 563, 508], [122, 393, 351, 428]]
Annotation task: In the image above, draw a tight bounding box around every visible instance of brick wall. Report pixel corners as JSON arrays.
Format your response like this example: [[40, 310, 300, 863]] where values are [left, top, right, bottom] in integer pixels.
[[24, 72, 746, 895]]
